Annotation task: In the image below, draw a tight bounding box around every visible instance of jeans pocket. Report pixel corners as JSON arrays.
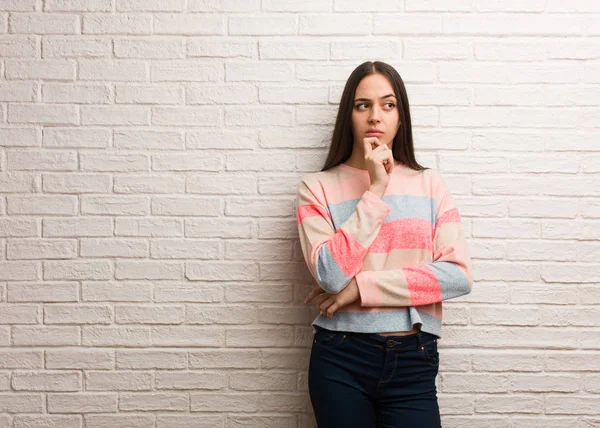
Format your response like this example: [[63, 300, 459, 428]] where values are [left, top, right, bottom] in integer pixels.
[[419, 340, 440, 366], [313, 328, 347, 349]]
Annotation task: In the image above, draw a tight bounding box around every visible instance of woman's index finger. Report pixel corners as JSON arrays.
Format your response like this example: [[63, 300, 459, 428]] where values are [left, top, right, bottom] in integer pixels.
[[364, 137, 384, 151], [362, 138, 372, 154]]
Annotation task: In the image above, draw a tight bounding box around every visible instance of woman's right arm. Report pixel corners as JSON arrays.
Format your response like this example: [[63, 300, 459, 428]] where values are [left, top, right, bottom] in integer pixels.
[[296, 176, 390, 294]]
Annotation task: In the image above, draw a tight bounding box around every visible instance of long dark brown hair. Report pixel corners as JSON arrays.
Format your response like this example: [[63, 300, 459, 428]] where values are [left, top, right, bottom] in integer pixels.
[[321, 61, 428, 172]]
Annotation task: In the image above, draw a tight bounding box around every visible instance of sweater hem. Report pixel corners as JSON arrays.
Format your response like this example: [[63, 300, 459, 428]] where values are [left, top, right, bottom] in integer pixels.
[[311, 307, 442, 339]]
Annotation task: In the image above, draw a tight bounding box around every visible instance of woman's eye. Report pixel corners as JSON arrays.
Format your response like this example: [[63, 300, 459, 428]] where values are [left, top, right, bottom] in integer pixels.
[[355, 103, 396, 109]]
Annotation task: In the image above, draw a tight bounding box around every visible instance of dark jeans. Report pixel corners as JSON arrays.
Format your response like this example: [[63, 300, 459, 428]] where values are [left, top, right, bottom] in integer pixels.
[[308, 325, 441, 428]]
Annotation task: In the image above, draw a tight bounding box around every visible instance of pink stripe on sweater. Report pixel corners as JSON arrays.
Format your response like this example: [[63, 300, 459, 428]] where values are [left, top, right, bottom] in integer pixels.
[[369, 218, 433, 253], [404, 266, 443, 306], [436, 207, 460, 227], [297, 204, 330, 224], [328, 231, 366, 276]]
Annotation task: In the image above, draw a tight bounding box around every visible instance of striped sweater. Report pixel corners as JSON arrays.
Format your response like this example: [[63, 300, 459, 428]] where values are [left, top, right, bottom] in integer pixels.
[[295, 162, 473, 338]]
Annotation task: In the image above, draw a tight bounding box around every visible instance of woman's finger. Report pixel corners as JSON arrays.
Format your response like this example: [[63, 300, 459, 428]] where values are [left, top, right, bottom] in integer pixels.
[[318, 297, 335, 314], [363, 138, 373, 155], [304, 287, 325, 304], [326, 302, 339, 319], [364, 137, 385, 151], [372, 153, 392, 170], [371, 148, 389, 157], [373, 152, 392, 174], [313, 293, 330, 307]]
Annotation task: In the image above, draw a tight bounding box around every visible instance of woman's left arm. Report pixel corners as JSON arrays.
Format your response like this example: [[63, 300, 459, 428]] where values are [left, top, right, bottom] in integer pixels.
[[356, 172, 473, 307]]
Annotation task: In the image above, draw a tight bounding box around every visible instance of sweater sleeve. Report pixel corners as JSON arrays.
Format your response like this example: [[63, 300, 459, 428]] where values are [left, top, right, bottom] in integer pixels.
[[296, 176, 391, 294], [355, 172, 473, 307]]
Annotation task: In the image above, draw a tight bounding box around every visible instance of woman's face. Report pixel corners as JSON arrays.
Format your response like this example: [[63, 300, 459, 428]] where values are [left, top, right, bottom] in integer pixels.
[[351, 73, 400, 149]]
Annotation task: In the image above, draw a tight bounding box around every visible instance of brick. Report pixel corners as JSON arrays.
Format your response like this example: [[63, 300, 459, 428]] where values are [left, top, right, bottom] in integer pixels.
[[84, 415, 154, 428], [155, 371, 226, 390], [43, 217, 112, 237], [82, 281, 153, 302], [43, 173, 111, 193], [119, 392, 188, 411], [46, 349, 114, 369], [0, 35, 38, 57], [13, 415, 82, 428], [42, 83, 111, 103], [230, 15, 296, 35], [114, 37, 184, 58], [12, 371, 81, 392], [116, 350, 187, 370], [81, 196, 149, 215], [85, 371, 153, 391], [300, 14, 370, 35], [187, 38, 253, 58], [7, 282, 78, 302], [47, 393, 117, 413], [8, 104, 78, 125], [44, 304, 112, 324], [0, 127, 39, 147], [83, 14, 152, 34], [0, 394, 44, 412], [43, 37, 111, 58], [0, 350, 43, 369], [115, 85, 182, 104], [82, 326, 151, 347], [7, 238, 77, 260], [13, 326, 79, 346], [9, 13, 79, 34], [128, 213, 187, 239], [0, 82, 36, 101], [43, 128, 110, 148], [6, 60, 75, 80], [79, 60, 148, 81], [117, 0, 185, 12], [79, 238, 149, 258], [116, 304, 185, 324], [45, 0, 112, 12], [153, 14, 225, 35]]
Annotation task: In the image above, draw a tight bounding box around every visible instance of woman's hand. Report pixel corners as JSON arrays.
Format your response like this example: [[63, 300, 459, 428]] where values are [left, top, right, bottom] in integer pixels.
[[364, 137, 394, 189], [304, 278, 361, 319]]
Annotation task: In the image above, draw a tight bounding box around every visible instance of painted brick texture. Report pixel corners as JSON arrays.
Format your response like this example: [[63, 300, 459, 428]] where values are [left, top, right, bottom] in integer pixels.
[[0, 1, 598, 427]]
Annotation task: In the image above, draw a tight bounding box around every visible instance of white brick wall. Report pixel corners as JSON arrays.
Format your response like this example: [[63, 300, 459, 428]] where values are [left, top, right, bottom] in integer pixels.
[[0, 0, 598, 426]]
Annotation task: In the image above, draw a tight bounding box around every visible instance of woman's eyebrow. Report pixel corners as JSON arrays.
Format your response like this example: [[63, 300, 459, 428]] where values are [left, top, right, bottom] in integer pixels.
[[353, 94, 396, 102]]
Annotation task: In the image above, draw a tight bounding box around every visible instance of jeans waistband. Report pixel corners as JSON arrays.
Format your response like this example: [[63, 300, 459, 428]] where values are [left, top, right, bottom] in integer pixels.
[[314, 325, 437, 350]]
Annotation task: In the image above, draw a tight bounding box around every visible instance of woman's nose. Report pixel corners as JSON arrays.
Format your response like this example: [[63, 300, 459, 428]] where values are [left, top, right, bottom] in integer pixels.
[[369, 107, 381, 122]]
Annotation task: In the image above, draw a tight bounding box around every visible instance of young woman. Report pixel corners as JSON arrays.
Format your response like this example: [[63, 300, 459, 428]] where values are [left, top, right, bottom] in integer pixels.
[[295, 61, 473, 427]]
